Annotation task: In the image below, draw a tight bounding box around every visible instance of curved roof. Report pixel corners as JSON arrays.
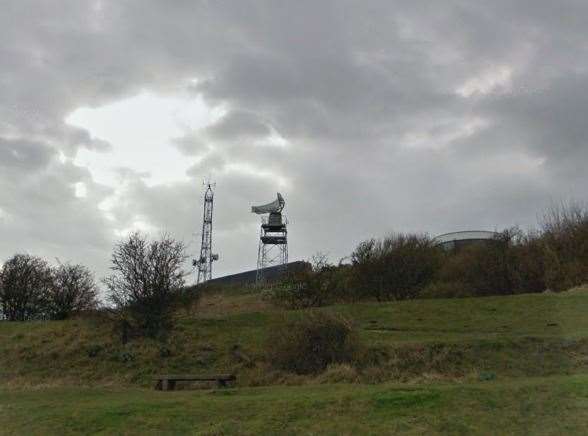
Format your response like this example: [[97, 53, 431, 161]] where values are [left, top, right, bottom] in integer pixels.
[[433, 230, 498, 245]]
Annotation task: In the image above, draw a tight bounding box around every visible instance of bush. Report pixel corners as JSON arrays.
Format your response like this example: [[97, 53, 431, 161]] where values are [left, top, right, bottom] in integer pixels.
[[349, 233, 443, 301], [268, 254, 342, 309], [420, 281, 471, 299], [539, 202, 588, 291], [104, 232, 189, 338], [266, 311, 359, 374], [0, 254, 53, 321], [510, 231, 546, 294], [435, 233, 517, 297], [47, 263, 99, 320], [273, 202, 588, 301]]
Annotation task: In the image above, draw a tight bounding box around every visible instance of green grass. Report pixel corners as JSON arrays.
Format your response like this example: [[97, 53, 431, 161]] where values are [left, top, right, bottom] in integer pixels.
[[2, 374, 588, 435], [342, 292, 588, 343], [2, 290, 588, 433], [2, 292, 588, 387]]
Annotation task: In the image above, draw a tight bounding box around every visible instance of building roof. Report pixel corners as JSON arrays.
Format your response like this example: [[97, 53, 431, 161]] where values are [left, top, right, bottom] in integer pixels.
[[433, 230, 498, 245]]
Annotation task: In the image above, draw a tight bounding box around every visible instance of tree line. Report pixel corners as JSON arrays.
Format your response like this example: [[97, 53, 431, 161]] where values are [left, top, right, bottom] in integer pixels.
[[0, 256, 98, 321], [271, 202, 588, 308], [0, 232, 195, 341], [2, 201, 587, 338]]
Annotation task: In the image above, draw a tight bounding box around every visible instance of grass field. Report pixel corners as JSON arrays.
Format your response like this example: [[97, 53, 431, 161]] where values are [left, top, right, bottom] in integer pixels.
[[2, 375, 588, 435], [2, 287, 588, 434]]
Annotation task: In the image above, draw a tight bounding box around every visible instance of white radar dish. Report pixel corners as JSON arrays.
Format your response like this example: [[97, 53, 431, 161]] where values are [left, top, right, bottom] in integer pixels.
[[251, 193, 285, 214]]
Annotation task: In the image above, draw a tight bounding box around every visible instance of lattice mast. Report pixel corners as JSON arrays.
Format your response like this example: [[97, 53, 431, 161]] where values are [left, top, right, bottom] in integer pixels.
[[251, 193, 288, 283], [195, 183, 218, 284]]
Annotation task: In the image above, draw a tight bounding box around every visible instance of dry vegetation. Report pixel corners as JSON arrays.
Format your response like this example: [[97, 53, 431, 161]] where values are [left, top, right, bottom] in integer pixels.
[[265, 202, 588, 308]]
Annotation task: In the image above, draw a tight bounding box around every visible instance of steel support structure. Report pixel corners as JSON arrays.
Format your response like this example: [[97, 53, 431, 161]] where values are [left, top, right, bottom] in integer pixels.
[[195, 183, 217, 284], [256, 214, 288, 283]]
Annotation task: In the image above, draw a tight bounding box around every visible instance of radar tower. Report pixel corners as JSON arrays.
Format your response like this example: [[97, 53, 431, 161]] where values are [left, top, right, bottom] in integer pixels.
[[251, 193, 288, 283]]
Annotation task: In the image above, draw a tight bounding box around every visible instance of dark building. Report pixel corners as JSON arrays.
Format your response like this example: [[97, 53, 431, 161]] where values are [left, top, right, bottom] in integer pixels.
[[206, 261, 310, 287]]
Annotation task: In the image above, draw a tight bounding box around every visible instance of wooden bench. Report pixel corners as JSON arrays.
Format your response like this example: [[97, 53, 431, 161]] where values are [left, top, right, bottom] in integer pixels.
[[154, 374, 236, 391]]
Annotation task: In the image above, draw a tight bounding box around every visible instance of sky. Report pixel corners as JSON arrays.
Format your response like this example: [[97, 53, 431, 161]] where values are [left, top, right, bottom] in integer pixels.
[[1, 1, 588, 287]]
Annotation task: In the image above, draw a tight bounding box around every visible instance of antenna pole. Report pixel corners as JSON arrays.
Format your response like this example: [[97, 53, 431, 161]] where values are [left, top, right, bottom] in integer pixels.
[[194, 181, 218, 284]]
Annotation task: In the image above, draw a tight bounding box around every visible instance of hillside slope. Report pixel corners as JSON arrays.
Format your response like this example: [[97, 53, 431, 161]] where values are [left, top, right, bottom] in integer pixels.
[[2, 289, 588, 388], [3, 289, 588, 434]]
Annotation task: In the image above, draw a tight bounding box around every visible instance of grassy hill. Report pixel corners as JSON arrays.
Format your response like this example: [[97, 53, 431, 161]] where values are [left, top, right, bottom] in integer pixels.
[[2, 287, 588, 434]]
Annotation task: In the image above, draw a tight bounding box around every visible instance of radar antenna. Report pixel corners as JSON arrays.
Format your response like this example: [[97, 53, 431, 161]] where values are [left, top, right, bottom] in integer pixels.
[[251, 193, 288, 283]]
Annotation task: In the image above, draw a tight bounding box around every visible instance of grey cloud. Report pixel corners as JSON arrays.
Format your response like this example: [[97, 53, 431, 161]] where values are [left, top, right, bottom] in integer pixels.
[[186, 153, 227, 176], [173, 134, 209, 156], [0, 138, 56, 172], [2, 0, 588, 281], [205, 110, 271, 141]]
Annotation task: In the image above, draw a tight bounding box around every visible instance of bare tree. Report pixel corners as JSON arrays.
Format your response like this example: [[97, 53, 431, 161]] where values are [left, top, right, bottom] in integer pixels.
[[47, 263, 99, 320], [540, 200, 588, 236], [103, 232, 189, 337], [0, 254, 53, 321]]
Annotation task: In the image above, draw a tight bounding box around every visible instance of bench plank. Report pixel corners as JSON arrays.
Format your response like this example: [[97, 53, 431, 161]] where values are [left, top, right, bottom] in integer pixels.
[[154, 374, 236, 391]]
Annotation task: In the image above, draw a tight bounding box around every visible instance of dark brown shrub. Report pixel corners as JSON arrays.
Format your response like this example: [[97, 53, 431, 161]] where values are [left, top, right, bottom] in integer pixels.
[[539, 202, 588, 291], [269, 254, 346, 309], [350, 233, 443, 301], [510, 231, 546, 293], [47, 263, 99, 320], [266, 311, 359, 374], [0, 254, 53, 321], [436, 231, 517, 297], [104, 232, 189, 338]]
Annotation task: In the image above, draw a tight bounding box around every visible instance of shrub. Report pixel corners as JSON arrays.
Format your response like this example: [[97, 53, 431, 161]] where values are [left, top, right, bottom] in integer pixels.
[[0, 254, 53, 321], [350, 233, 443, 301], [539, 202, 588, 291], [269, 254, 337, 309], [104, 232, 189, 338], [510, 231, 546, 293], [420, 281, 471, 299], [435, 231, 518, 297], [47, 263, 99, 320], [266, 311, 359, 374]]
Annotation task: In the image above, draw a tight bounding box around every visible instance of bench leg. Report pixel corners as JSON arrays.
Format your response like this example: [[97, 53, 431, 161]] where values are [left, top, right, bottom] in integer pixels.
[[155, 380, 162, 390]]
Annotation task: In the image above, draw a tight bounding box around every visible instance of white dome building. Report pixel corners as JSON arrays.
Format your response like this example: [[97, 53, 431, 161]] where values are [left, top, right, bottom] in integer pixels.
[[433, 231, 498, 251]]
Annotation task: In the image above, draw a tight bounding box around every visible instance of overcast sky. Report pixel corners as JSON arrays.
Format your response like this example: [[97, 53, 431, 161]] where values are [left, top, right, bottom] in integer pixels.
[[2, 1, 588, 285]]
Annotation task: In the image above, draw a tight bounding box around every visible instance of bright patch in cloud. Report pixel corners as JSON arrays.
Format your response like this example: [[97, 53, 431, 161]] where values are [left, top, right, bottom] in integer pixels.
[[74, 182, 87, 198], [457, 66, 513, 98], [66, 90, 224, 236], [66, 91, 223, 187], [256, 128, 289, 148], [403, 117, 489, 150], [114, 220, 158, 238]]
